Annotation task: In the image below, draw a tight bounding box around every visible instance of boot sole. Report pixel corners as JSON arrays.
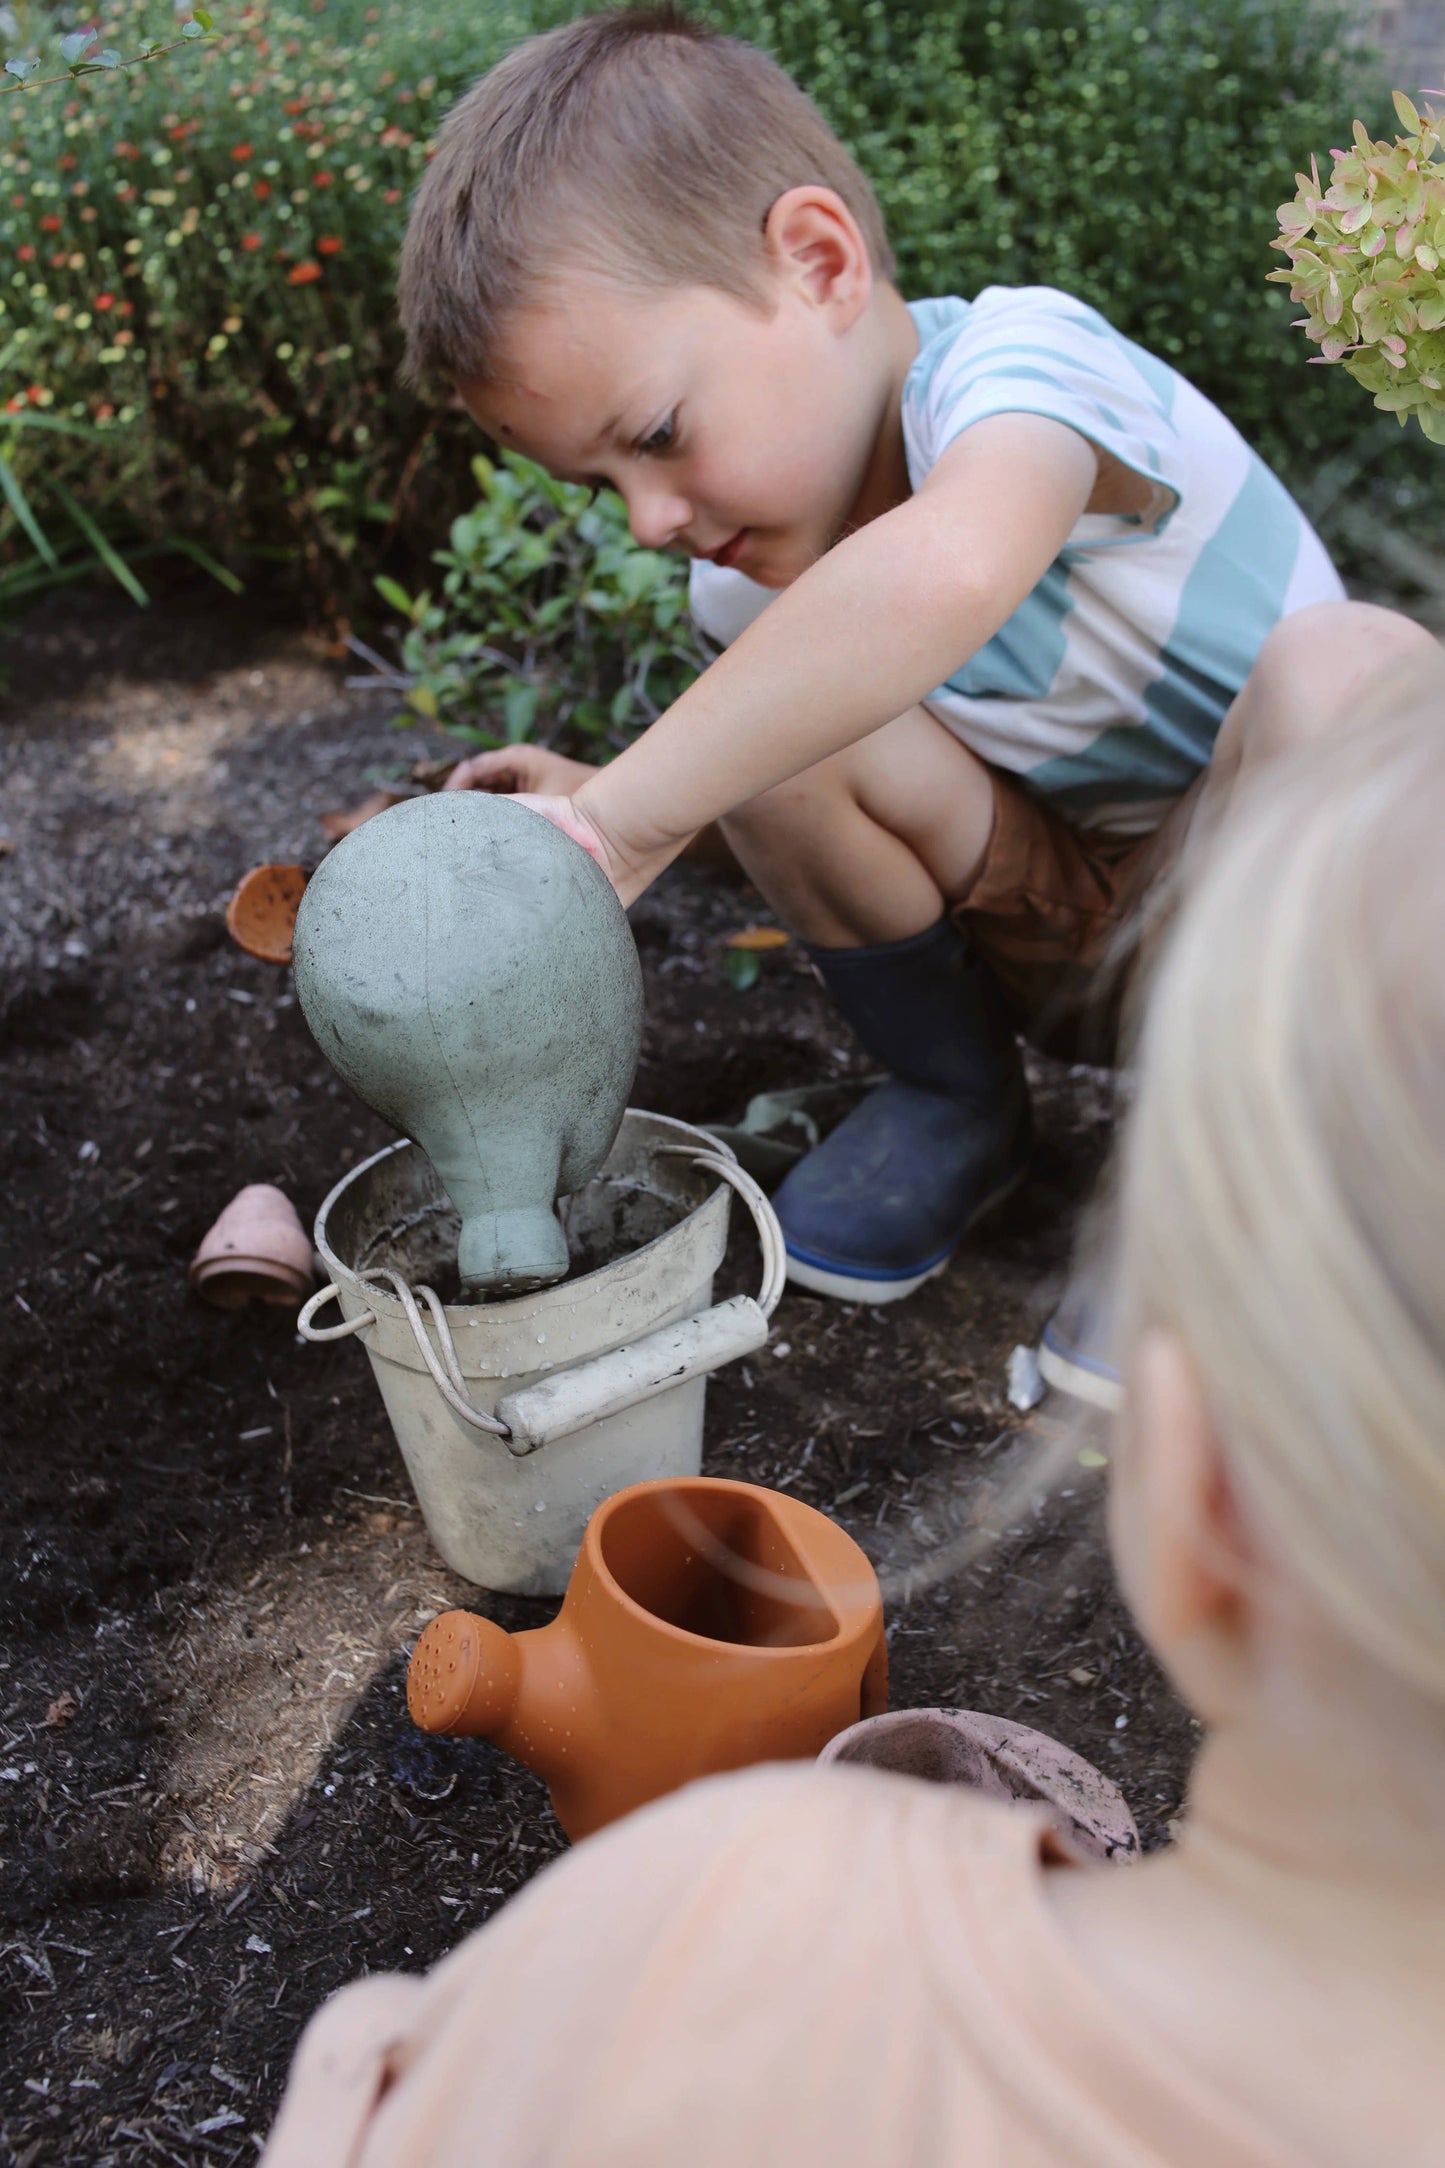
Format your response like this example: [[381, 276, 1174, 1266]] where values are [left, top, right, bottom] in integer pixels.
[[782, 1160, 1029, 1307], [1036, 1338, 1125, 1413]]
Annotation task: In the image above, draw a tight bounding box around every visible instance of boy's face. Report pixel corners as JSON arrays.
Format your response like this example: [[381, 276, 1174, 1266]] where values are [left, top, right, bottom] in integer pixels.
[[457, 272, 892, 590]]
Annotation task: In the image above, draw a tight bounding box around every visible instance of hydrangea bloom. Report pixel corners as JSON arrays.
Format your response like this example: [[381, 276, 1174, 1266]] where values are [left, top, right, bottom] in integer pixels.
[[1269, 92, 1445, 443]]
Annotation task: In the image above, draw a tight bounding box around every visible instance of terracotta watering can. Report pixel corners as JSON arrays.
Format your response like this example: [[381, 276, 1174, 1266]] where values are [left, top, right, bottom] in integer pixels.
[[290, 792, 644, 1298], [407, 1476, 888, 1839]]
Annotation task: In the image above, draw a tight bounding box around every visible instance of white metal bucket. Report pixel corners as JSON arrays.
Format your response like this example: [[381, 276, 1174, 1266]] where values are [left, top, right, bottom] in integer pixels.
[[299, 1110, 784, 1596]]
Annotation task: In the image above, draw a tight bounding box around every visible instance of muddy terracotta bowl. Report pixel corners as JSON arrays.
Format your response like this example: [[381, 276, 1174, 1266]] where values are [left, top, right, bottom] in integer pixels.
[[819, 1707, 1139, 1863], [189, 1183, 315, 1310]]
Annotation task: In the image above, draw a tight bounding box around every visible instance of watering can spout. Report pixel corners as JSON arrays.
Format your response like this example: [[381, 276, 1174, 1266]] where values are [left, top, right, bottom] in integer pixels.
[[407, 1610, 522, 1740]]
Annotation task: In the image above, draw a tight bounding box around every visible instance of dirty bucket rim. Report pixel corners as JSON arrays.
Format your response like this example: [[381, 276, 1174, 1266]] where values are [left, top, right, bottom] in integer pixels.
[[583, 1475, 873, 1658], [312, 1114, 736, 1327]]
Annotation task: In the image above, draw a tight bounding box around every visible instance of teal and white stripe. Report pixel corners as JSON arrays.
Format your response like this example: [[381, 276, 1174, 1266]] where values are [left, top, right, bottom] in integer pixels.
[[692, 285, 1342, 837]]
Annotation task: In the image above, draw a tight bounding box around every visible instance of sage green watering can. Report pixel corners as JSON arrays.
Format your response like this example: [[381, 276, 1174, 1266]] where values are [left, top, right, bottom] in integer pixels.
[[291, 792, 643, 1297]]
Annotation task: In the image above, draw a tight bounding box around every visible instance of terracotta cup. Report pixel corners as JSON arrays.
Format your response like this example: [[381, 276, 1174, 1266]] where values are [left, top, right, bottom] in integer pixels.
[[819, 1708, 1139, 1863], [408, 1476, 888, 1840], [189, 1183, 315, 1310], [226, 863, 309, 965]]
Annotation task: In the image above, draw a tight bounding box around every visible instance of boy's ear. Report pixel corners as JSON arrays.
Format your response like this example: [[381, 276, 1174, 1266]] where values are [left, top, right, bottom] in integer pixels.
[[761, 186, 872, 326]]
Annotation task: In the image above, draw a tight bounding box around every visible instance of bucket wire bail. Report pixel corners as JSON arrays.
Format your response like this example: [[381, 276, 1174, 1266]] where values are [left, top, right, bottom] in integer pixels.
[[297, 1146, 785, 1447]]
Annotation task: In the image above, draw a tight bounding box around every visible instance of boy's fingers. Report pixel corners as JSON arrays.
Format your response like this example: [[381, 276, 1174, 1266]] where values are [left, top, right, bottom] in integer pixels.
[[443, 751, 517, 791]]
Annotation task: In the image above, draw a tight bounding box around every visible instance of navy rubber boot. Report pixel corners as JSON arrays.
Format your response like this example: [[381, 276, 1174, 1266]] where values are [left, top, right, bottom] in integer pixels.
[[774, 919, 1030, 1302]]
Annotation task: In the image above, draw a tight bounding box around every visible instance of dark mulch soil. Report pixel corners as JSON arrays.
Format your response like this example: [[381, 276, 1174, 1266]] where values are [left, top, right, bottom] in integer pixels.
[[0, 586, 1197, 2166]]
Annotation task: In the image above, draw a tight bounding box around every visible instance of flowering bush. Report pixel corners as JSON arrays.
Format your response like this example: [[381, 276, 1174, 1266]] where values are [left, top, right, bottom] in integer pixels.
[[0, 0, 554, 608], [374, 452, 710, 754], [1269, 92, 1445, 444]]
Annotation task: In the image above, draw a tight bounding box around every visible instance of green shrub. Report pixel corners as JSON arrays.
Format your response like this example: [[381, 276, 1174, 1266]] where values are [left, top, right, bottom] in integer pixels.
[[0, 0, 1401, 632], [376, 451, 710, 753], [695, 0, 1389, 472], [0, 0, 561, 610]]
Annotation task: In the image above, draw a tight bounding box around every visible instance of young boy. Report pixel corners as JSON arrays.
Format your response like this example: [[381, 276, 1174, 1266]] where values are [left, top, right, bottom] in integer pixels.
[[400, 5, 1431, 1393]]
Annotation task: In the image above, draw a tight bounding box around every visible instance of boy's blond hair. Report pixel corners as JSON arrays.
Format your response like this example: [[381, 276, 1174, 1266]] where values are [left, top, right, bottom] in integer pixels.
[[399, 6, 893, 391], [1119, 668, 1445, 1701]]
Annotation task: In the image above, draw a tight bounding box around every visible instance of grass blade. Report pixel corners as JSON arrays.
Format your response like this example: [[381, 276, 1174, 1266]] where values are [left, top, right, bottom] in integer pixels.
[[0, 452, 59, 567], [164, 533, 244, 594], [48, 478, 149, 604]]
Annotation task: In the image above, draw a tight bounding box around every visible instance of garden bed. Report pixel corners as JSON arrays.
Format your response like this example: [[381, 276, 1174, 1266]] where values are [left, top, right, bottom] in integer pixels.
[[0, 585, 1196, 2166]]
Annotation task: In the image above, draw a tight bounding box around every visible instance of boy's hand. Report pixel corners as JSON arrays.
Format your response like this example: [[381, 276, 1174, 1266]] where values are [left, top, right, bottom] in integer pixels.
[[509, 793, 624, 884], [443, 745, 599, 796]]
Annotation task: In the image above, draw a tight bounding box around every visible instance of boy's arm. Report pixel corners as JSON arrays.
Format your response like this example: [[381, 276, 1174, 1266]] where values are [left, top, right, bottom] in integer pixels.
[[545, 412, 1098, 903]]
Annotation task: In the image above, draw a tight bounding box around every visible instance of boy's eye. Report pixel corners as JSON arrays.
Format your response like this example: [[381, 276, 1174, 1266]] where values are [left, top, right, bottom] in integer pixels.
[[636, 412, 676, 456]]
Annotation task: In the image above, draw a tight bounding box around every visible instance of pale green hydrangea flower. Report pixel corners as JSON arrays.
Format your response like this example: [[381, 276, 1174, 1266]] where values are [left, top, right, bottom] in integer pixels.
[[1269, 92, 1445, 443]]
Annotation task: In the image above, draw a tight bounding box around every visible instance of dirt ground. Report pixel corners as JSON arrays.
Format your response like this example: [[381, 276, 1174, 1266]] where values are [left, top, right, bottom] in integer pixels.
[[0, 584, 1197, 2166]]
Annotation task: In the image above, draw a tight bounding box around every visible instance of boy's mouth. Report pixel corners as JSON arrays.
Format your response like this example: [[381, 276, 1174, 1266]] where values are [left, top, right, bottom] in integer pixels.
[[701, 530, 748, 570]]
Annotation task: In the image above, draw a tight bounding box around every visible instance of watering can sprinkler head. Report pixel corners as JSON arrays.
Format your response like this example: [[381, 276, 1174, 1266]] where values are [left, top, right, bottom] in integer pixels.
[[291, 792, 644, 1298]]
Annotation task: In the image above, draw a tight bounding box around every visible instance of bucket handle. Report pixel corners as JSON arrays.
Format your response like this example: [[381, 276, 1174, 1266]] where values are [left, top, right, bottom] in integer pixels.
[[298, 1148, 785, 1456], [495, 1150, 785, 1456], [298, 1270, 513, 1438]]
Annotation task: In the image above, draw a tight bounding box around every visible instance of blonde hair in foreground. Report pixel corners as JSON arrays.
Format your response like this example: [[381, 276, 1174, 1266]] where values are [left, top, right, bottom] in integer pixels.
[[1119, 680, 1445, 1700]]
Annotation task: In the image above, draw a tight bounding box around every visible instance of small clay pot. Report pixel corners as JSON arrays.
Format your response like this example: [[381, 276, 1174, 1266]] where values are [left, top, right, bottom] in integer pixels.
[[226, 863, 308, 965], [818, 1708, 1139, 1863], [189, 1183, 315, 1310]]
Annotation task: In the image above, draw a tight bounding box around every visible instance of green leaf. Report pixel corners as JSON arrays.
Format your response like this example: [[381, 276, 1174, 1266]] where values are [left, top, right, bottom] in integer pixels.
[[59, 28, 97, 61], [1393, 90, 1422, 134], [192, 5, 215, 27], [181, 17, 204, 35], [501, 678, 540, 741], [374, 574, 414, 615], [0, 454, 59, 567], [3, 57, 40, 80], [406, 683, 439, 720], [725, 949, 762, 993]]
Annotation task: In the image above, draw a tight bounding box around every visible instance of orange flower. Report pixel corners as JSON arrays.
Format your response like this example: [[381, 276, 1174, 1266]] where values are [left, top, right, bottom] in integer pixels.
[[114, 140, 138, 159], [240, 231, 263, 250], [94, 401, 114, 420], [287, 259, 322, 284], [383, 188, 401, 204], [94, 292, 115, 311], [26, 385, 47, 404], [58, 153, 77, 171], [252, 179, 271, 199], [40, 214, 61, 232], [16, 243, 34, 261], [230, 143, 254, 162], [4, 394, 24, 414], [315, 235, 342, 255], [283, 97, 306, 114], [312, 170, 332, 187], [115, 184, 136, 201]]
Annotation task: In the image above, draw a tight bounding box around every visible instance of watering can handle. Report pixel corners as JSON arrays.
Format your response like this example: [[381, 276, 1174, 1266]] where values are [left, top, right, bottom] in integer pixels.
[[299, 1149, 785, 1456]]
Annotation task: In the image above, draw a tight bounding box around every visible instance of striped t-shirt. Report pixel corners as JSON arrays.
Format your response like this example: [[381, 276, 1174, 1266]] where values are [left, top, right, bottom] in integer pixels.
[[689, 287, 1343, 836]]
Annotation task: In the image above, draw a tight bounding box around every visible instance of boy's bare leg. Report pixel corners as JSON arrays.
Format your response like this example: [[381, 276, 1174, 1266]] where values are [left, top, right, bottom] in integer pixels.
[[717, 706, 1027, 1303], [718, 704, 997, 947]]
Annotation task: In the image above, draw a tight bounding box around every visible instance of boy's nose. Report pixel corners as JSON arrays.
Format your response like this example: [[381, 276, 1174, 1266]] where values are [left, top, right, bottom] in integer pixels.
[[623, 483, 692, 552]]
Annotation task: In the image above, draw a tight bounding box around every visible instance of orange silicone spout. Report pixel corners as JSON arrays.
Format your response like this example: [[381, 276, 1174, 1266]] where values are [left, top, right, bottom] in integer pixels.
[[406, 1610, 520, 1737]]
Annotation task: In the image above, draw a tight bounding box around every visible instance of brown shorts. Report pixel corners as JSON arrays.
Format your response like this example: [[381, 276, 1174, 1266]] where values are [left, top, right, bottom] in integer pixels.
[[950, 765, 1199, 1063]]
